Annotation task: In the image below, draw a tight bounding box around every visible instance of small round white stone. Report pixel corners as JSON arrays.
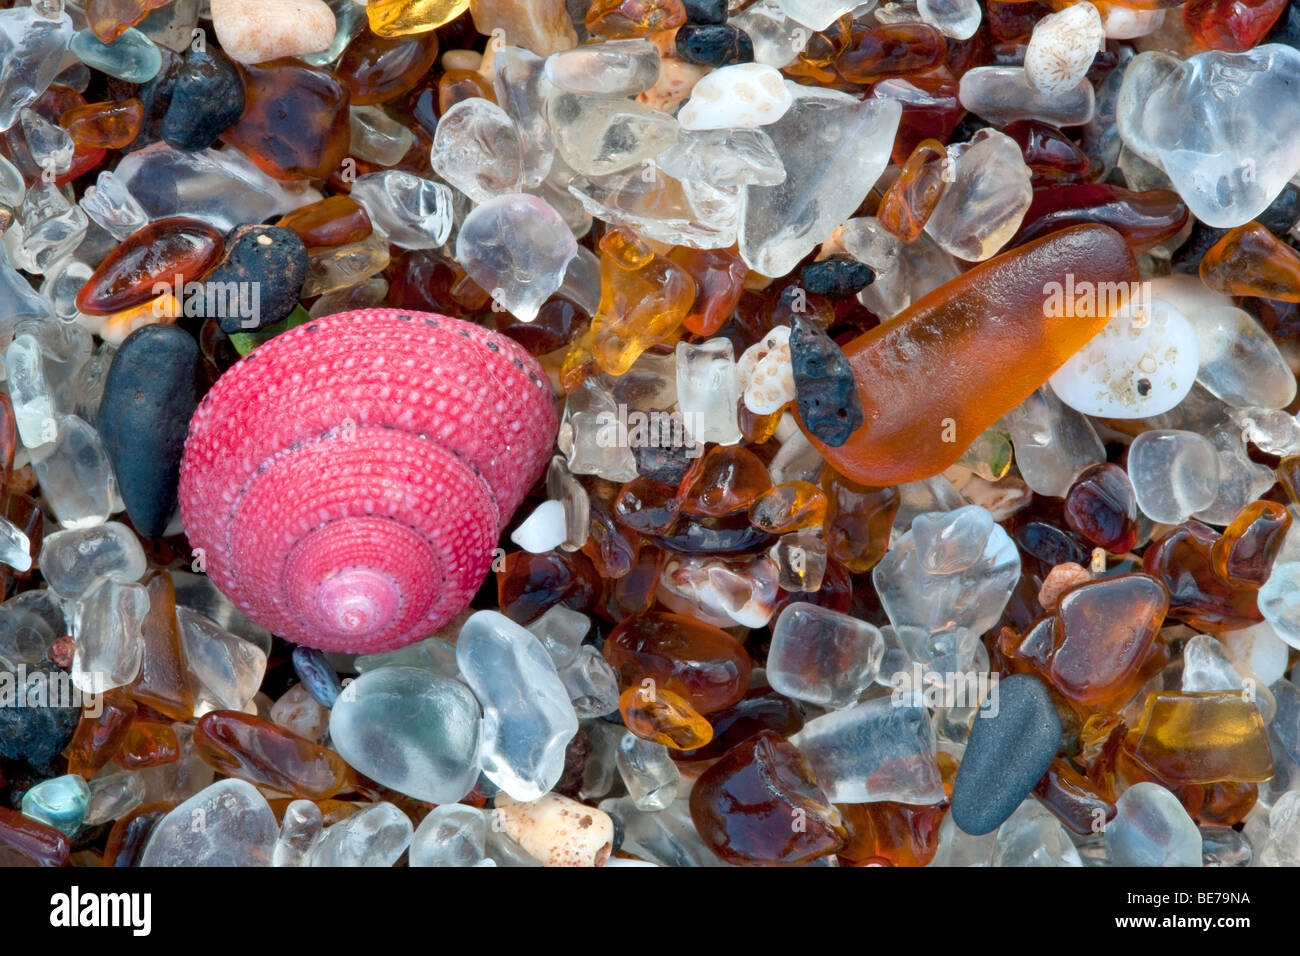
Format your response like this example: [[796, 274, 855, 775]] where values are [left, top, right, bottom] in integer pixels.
[[510, 499, 568, 553], [677, 64, 794, 131], [1049, 297, 1198, 419]]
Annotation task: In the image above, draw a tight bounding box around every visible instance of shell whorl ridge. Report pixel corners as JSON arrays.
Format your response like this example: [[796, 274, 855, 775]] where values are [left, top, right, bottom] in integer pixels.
[[177, 309, 558, 653]]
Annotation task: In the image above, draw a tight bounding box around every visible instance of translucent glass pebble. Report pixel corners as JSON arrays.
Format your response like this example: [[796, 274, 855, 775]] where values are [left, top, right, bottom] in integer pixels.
[[1139, 44, 1300, 228], [177, 607, 268, 714], [410, 804, 489, 867], [768, 602, 884, 709], [738, 86, 900, 276], [456, 610, 578, 800], [547, 93, 679, 176], [328, 666, 482, 803], [1105, 782, 1202, 867], [616, 732, 680, 811], [924, 128, 1031, 262], [525, 604, 590, 668], [0, 6, 74, 131], [1259, 563, 1300, 651], [1004, 385, 1106, 498], [917, 0, 981, 39], [3, 334, 57, 450], [543, 38, 660, 96], [429, 98, 526, 203], [558, 645, 621, 718], [1049, 297, 1200, 419], [272, 800, 323, 868], [993, 800, 1082, 867], [1188, 306, 1296, 410], [656, 127, 786, 189], [21, 774, 90, 836], [775, 0, 855, 30], [676, 337, 742, 446], [872, 505, 1020, 639], [1126, 429, 1221, 524], [29, 415, 115, 529], [38, 522, 146, 599], [73, 579, 148, 692], [140, 778, 279, 866], [349, 170, 453, 249], [455, 193, 577, 323], [958, 67, 1095, 127], [71, 27, 163, 84], [790, 697, 945, 804], [310, 802, 412, 867]]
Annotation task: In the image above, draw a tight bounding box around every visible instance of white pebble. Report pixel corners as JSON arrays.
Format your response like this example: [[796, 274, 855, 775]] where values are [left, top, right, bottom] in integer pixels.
[[510, 500, 568, 554], [1024, 2, 1105, 97], [737, 325, 795, 415], [678, 64, 794, 131], [492, 792, 615, 867], [1049, 297, 1198, 419], [209, 0, 336, 65]]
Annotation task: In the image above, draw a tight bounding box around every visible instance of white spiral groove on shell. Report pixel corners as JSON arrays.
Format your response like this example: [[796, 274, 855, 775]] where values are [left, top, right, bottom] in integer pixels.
[[178, 309, 558, 653]]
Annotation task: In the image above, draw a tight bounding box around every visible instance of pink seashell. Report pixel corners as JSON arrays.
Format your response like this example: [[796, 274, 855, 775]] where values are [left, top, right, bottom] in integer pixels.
[[178, 309, 557, 653]]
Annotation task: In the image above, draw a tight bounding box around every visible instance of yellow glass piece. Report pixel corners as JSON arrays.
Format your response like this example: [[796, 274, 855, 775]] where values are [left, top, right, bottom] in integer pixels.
[[1126, 691, 1274, 785], [367, 0, 471, 36], [590, 228, 695, 376]]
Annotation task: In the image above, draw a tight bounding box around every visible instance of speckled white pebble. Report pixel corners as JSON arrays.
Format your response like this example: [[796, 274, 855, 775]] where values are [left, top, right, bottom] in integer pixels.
[[1024, 2, 1105, 97], [1049, 297, 1199, 419], [493, 792, 615, 867], [210, 0, 336, 65], [677, 64, 794, 131], [737, 325, 796, 415]]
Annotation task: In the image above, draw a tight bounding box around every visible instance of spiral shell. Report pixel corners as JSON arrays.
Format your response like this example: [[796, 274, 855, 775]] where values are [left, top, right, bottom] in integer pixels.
[[178, 309, 557, 653]]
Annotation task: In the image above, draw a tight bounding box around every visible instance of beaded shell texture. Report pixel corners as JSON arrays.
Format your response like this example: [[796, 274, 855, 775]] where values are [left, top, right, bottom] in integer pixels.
[[177, 308, 557, 654]]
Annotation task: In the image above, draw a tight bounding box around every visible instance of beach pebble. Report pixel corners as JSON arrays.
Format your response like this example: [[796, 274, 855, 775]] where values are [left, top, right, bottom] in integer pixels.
[[1049, 297, 1199, 419], [492, 792, 615, 867], [1024, 2, 1104, 98], [737, 325, 795, 415], [209, 0, 336, 65], [678, 63, 793, 131]]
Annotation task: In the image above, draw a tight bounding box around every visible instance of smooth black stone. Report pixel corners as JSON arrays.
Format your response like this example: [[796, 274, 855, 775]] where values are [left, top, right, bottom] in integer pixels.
[[0, 664, 81, 768], [162, 46, 245, 151], [800, 255, 875, 296], [950, 673, 1062, 836], [789, 314, 863, 447], [96, 324, 198, 538], [675, 23, 754, 66], [683, 0, 728, 24], [203, 225, 308, 333]]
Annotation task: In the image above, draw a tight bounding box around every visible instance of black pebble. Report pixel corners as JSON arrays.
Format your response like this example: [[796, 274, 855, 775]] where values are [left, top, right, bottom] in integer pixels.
[[950, 673, 1062, 836], [122, 49, 183, 153], [161, 45, 246, 151], [0, 664, 81, 769], [683, 0, 728, 23], [204, 225, 308, 333], [788, 314, 864, 448], [96, 324, 198, 539], [633, 436, 695, 486], [676, 24, 754, 66], [800, 255, 875, 296]]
